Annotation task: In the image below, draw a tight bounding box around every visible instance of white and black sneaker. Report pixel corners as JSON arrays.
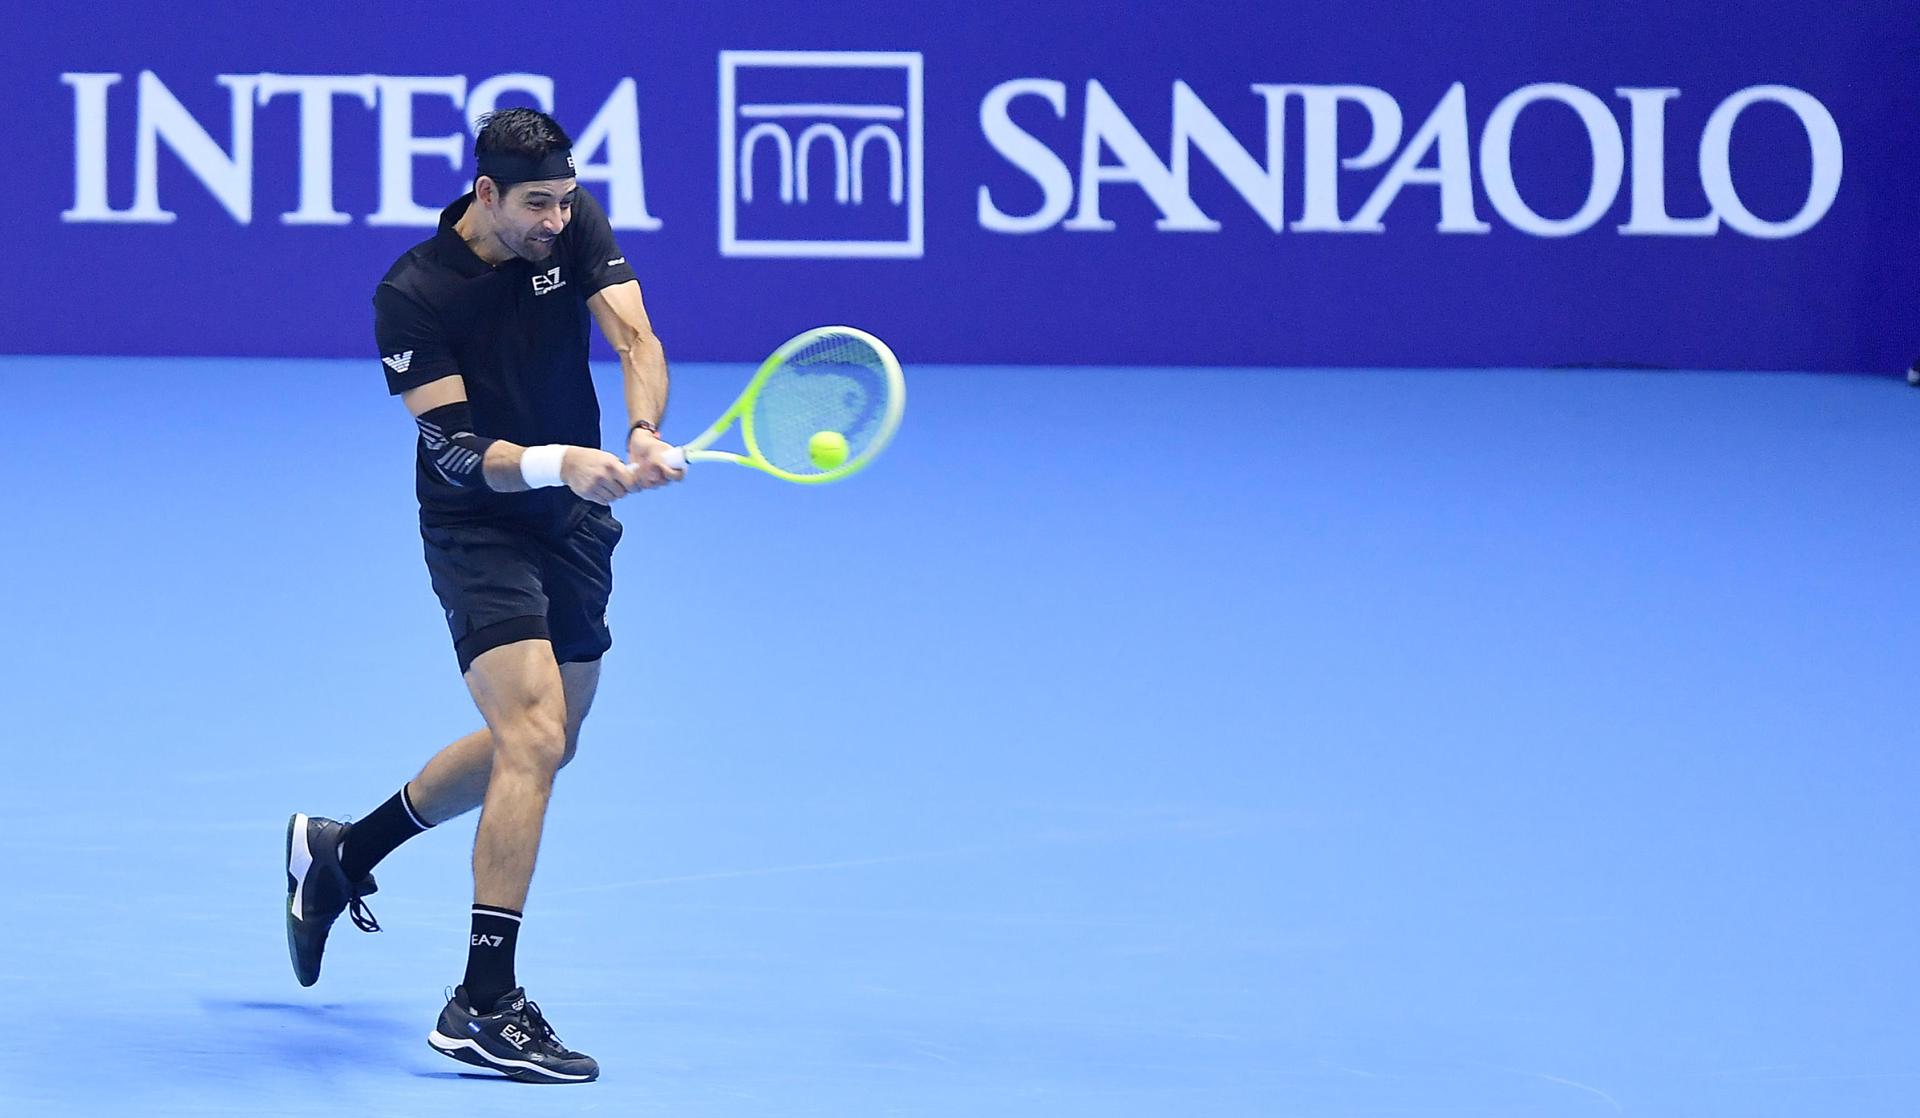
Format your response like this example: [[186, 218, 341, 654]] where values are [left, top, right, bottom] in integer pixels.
[[429, 986, 600, 1084], [284, 813, 380, 987]]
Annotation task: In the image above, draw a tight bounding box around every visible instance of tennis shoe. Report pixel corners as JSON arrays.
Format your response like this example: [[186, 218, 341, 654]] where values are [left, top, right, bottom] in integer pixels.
[[284, 813, 381, 987], [429, 986, 600, 1083]]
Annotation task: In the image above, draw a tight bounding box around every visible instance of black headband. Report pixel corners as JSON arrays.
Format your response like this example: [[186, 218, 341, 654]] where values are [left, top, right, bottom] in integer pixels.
[[476, 149, 577, 187]]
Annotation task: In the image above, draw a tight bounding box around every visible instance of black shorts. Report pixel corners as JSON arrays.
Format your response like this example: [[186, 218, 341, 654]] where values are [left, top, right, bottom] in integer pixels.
[[421, 503, 624, 674]]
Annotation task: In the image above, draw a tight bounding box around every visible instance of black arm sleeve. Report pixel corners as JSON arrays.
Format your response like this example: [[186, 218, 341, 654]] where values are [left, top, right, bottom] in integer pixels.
[[415, 401, 499, 489]]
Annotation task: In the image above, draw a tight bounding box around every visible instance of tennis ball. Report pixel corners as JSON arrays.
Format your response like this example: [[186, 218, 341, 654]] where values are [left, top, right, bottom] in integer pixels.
[[808, 430, 849, 469]]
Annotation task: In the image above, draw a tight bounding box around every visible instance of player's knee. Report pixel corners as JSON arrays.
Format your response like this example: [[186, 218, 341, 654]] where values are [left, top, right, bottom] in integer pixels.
[[493, 698, 567, 774], [497, 729, 566, 777]]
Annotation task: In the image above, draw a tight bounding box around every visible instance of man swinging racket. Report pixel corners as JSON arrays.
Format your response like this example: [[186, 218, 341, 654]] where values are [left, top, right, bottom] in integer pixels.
[[285, 106, 682, 1084]]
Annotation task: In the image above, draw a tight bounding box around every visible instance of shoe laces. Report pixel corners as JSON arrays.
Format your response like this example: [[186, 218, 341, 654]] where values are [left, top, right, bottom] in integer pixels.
[[519, 999, 566, 1050], [347, 882, 381, 934]]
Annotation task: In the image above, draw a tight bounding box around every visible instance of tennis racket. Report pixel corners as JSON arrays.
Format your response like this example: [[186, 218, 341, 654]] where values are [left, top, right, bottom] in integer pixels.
[[660, 326, 905, 484]]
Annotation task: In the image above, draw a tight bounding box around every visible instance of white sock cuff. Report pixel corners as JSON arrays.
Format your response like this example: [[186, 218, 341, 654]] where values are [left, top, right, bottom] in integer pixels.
[[399, 785, 431, 831]]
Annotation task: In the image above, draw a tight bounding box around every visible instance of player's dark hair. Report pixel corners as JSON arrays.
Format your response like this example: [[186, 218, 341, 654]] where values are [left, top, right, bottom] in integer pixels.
[[473, 109, 574, 198], [474, 108, 573, 160]]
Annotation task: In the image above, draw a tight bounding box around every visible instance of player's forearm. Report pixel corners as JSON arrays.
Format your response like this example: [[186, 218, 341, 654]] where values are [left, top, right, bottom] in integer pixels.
[[480, 441, 533, 493], [481, 440, 633, 503], [620, 333, 669, 430]]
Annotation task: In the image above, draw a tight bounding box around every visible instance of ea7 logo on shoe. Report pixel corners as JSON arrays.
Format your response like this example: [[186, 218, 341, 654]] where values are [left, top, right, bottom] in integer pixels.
[[531, 267, 566, 295], [501, 1023, 533, 1050], [471, 933, 505, 947], [382, 350, 413, 373]]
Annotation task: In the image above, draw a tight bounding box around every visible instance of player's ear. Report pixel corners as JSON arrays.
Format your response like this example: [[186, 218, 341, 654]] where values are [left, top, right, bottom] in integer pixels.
[[476, 175, 498, 208]]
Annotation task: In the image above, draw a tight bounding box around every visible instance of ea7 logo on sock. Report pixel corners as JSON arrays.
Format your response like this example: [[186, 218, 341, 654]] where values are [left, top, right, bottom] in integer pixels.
[[531, 267, 566, 295], [471, 933, 505, 947], [501, 1024, 533, 1050]]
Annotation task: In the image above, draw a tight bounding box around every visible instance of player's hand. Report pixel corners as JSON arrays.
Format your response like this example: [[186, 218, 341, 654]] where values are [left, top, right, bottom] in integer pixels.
[[560, 447, 640, 504], [627, 431, 686, 489]]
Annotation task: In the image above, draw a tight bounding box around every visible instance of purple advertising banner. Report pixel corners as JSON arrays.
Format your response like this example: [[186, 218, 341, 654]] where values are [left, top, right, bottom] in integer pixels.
[[6, 0, 1916, 370]]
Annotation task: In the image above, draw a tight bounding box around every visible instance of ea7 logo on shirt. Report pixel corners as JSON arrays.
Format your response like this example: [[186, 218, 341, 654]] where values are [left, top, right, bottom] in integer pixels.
[[382, 350, 413, 373], [531, 267, 566, 295]]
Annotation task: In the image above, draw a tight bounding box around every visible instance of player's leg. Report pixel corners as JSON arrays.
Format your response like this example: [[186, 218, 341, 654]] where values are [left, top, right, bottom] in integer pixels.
[[326, 659, 597, 887], [389, 660, 602, 827], [420, 506, 615, 1081], [461, 637, 568, 916], [286, 522, 549, 988], [411, 503, 616, 885], [426, 509, 618, 1081], [428, 635, 598, 1083], [286, 726, 488, 989]]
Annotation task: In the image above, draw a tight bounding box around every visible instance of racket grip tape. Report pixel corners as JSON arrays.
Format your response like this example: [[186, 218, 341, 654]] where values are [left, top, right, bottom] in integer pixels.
[[661, 445, 688, 472]]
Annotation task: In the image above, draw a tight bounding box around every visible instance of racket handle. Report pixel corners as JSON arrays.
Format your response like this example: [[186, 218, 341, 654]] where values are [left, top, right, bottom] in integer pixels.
[[661, 445, 687, 472]]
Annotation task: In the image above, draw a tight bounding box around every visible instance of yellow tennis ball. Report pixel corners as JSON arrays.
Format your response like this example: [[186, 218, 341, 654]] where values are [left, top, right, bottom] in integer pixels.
[[808, 430, 849, 469]]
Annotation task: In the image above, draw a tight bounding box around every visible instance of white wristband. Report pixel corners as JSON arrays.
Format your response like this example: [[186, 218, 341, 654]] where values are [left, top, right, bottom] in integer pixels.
[[520, 444, 568, 489]]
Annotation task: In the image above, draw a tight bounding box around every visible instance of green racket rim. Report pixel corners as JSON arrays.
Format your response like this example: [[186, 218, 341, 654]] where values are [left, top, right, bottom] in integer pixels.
[[735, 325, 906, 485]]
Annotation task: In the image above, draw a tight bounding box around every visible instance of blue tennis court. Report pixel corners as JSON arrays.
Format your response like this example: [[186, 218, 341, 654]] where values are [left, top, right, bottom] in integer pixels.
[[2, 356, 1915, 1116]]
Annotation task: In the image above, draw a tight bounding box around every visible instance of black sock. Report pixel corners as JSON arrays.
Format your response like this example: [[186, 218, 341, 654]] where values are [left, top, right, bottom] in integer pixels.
[[464, 905, 523, 1009], [339, 785, 431, 882]]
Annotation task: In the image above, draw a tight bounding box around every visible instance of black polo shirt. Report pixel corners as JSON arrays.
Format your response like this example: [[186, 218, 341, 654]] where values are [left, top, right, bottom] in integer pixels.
[[373, 187, 638, 525]]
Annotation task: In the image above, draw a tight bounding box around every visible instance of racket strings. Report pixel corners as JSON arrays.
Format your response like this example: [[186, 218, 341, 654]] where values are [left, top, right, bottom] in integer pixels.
[[750, 336, 895, 475]]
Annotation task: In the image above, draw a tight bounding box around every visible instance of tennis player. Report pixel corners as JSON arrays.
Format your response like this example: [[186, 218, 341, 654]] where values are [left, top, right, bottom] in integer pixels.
[[284, 107, 681, 1083]]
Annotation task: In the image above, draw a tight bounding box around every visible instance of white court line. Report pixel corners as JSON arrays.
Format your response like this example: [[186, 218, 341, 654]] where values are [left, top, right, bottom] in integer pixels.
[[543, 813, 1274, 899], [543, 848, 984, 897], [1465, 1061, 1624, 1114]]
